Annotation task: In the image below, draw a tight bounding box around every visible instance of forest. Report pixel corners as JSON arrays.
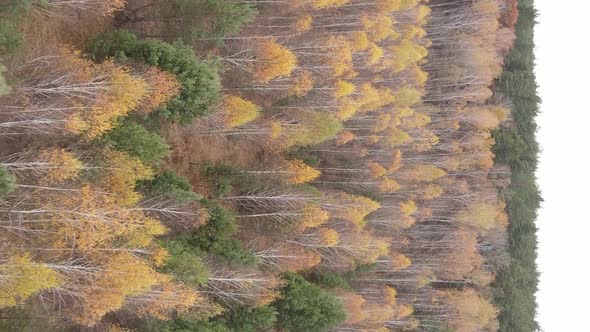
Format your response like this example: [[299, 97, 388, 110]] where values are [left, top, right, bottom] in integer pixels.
[[0, 0, 539, 331]]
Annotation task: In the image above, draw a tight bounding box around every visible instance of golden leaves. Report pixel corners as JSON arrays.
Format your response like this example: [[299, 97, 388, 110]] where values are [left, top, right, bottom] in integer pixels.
[[39, 148, 83, 184], [285, 159, 321, 184], [101, 149, 154, 206], [0, 253, 62, 309], [334, 80, 355, 98], [289, 71, 315, 97], [221, 95, 261, 128], [254, 40, 298, 83]]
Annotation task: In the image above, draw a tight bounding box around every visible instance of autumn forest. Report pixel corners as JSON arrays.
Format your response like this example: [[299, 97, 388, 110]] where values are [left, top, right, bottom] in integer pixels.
[[0, 0, 540, 331]]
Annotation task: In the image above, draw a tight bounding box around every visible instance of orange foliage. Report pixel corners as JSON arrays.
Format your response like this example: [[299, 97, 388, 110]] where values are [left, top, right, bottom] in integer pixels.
[[137, 67, 180, 114]]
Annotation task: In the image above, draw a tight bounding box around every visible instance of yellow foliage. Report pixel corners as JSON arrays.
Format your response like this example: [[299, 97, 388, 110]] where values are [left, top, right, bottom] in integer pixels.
[[357, 84, 395, 112], [408, 64, 428, 86], [402, 112, 431, 129], [402, 24, 427, 39], [151, 247, 170, 267], [389, 40, 429, 73], [366, 43, 385, 66], [99, 0, 126, 16], [290, 71, 315, 97], [385, 129, 411, 148], [415, 5, 432, 26], [101, 149, 154, 206], [395, 304, 414, 319], [56, 48, 148, 139], [400, 200, 417, 216], [285, 159, 321, 184], [496, 201, 509, 227], [334, 80, 355, 98], [464, 106, 510, 130], [84, 64, 148, 139], [444, 289, 499, 332], [368, 135, 381, 144], [395, 106, 415, 118], [394, 87, 423, 107], [372, 113, 392, 133], [350, 31, 370, 51], [399, 214, 416, 228], [124, 218, 168, 247], [336, 98, 360, 120], [456, 202, 502, 232], [132, 282, 200, 320], [384, 286, 397, 305], [46, 185, 167, 251], [318, 228, 340, 246], [270, 121, 283, 139], [221, 95, 261, 128], [300, 205, 330, 229], [378, 0, 420, 12], [388, 149, 403, 172], [422, 184, 444, 200], [392, 253, 412, 271], [331, 192, 380, 228], [378, 178, 401, 193], [0, 254, 62, 309], [295, 15, 313, 33], [340, 292, 367, 324], [74, 253, 164, 326], [409, 165, 447, 182], [362, 14, 399, 42], [309, 0, 350, 9], [39, 148, 83, 184], [325, 36, 354, 77], [413, 130, 439, 152], [254, 40, 298, 83], [368, 162, 387, 179]]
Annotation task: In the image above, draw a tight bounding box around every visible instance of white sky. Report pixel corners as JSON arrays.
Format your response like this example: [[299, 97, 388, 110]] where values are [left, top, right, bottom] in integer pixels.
[[535, 1, 590, 331]]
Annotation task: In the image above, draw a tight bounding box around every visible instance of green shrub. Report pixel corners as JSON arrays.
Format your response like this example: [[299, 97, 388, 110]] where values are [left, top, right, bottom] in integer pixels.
[[145, 318, 230, 332], [0, 166, 16, 199], [141, 171, 201, 203], [307, 271, 352, 290], [224, 306, 277, 332], [273, 273, 346, 332], [188, 205, 256, 265], [202, 163, 238, 197], [0, 20, 22, 56], [161, 239, 210, 287], [103, 122, 170, 166]]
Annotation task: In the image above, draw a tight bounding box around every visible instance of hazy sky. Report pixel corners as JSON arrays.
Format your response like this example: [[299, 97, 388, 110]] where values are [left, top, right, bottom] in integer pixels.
[[535, 1, 590, 331]]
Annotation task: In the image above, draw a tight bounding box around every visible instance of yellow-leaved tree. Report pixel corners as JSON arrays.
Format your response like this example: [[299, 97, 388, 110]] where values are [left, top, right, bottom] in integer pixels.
[[72, 253, 168, 326], [286, 159, 321, 184], [408, 165, 447, 182], [308, 0, 350, 9], [254, 40, 298, 83], [289, 71, 315, 97], [39, 148, 84, 184], [60, 50, 148, 138], [221, 95, 261, 128], [329, 192, 381, 229], [0, 253, 62, 308], [334, 80, 356, 98], [100, 149, 154, 206]]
